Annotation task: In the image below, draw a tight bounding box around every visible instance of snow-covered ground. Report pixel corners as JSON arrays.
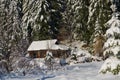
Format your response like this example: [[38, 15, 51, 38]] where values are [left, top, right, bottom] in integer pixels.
[[3, 61, 120, 80]]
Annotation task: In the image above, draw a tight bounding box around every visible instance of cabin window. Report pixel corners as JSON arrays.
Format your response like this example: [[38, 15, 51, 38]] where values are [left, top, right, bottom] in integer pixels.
[[32, 51, 37, 58], [0, 48, 2, 54], [33, 53, 36, 58]]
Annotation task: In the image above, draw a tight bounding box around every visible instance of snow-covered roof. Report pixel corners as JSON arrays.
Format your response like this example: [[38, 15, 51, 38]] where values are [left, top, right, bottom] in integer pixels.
[[28, 39, 68, 51]]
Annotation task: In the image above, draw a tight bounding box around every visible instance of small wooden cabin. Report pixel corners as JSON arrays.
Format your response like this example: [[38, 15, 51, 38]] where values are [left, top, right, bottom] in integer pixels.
[[27, 39, 69, 58]]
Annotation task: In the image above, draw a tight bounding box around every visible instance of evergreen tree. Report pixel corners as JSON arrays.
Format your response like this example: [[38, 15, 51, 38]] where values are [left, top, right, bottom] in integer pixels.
[[22, 0, 50, 41], [62, 0, 87, 42], [0, 0, 24, 72], [74, 0, 90, 42], [62, 0, 111, 44], [100, 0, 120, 75], [47, 0, 63, 39], [87, 0, 111, 44], [0, 0, 23, 57], [22, 0, 63, 42]]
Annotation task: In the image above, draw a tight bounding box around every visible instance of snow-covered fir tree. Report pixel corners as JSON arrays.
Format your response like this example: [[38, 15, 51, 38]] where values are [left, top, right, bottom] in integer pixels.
[[0, 0, 25, 73], [87, 0, 111, 44], [62, 0, 89, 42], [63, 0, 111, 44], [0, 0, 24, 57], [22, 0, 49, 41], [100, 0, 120, 75], [74, 0, 89, 42], [22, 0, 63, 42], [61, 0, 77, 42]]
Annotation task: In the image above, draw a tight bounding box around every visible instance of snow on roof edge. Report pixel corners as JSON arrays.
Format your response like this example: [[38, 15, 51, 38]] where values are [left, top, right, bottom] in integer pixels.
[[27, 39, 68, 51]]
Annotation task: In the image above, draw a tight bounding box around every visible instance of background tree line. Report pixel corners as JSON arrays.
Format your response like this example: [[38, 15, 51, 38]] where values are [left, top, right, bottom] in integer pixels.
[[0, 0, 111, 71]]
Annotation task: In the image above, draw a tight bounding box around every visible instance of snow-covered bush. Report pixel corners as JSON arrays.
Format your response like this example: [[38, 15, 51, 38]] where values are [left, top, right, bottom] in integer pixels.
[[44, 51, 54, 70], [0, 60, 9, 75], [99, 57, 120, 75], [91, 56, 103, 61], [68, 49, 92, 65], [12, 57, 45, 75], [71, 54, 77, 61]]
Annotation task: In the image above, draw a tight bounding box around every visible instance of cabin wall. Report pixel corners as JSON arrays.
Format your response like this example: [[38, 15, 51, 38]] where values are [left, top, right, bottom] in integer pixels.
[[28, 50, 67, 58], [51, 50, 67, 58], [28, 50, 46, 58]]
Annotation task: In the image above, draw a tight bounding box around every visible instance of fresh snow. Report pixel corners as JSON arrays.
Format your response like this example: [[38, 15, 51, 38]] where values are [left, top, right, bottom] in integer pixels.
[[104, 38, 120, 48], [28, 39, 68, 51], [40, 15, 44, 21], [4, 62, 120, 80], [99, 57, 120, 73]]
